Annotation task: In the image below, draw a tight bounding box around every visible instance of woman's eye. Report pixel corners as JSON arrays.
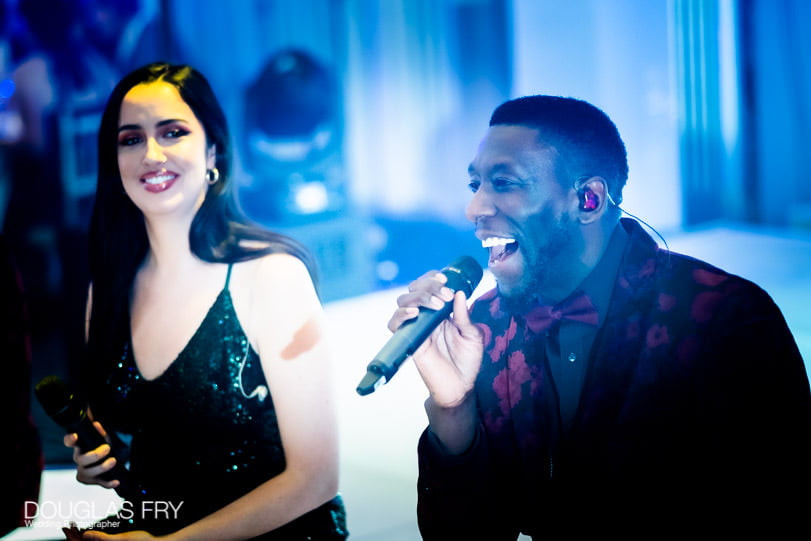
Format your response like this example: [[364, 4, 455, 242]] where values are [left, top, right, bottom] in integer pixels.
[[118, 135, 141, 146], [164, 128, 190, 139], [468, 180, 480, 193]]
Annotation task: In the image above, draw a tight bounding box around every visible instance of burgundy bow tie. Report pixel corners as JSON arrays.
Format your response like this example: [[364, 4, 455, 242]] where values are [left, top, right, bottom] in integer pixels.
[[524, 291, 599, 333]]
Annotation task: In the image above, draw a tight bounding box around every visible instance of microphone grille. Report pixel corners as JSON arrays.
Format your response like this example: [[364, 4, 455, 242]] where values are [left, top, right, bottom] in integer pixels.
[[34, 375, 72, 417], [444, 256, 484, 295]]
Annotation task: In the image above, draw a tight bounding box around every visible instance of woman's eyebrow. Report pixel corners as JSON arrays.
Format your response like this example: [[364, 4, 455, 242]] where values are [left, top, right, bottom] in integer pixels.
[[117, 118, 186, 133]]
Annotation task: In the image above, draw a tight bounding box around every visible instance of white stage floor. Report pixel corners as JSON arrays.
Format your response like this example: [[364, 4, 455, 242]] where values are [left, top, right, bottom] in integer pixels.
[[7, 222, 810, 541]]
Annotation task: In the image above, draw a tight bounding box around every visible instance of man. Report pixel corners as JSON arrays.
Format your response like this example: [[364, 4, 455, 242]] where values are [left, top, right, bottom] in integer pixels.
[[388, 95, 811, 538]]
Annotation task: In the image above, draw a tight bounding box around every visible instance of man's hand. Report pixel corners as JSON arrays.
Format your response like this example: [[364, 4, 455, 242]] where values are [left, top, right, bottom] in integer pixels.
[[388, 270, 484, 409]]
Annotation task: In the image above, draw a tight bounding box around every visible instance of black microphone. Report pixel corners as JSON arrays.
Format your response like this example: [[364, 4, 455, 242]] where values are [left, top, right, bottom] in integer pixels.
[[34, 375, 130, 494], [356, 255, 483, 396]]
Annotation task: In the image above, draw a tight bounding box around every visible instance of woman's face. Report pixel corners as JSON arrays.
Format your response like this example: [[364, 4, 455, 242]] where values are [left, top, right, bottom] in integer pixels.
[[116, 80, 215, 221]]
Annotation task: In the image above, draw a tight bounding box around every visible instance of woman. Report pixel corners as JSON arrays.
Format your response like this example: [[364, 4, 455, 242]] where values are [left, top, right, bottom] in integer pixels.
[[63, 62, 347, 540]]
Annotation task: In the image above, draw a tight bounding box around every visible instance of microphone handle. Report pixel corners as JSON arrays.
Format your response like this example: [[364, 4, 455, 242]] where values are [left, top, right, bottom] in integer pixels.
[[365, 302, 453, 382], [71, 414, 108, 454]]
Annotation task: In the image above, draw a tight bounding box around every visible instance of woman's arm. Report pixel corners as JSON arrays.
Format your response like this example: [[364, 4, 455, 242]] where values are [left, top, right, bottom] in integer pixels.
[[81, 254, 341, 540]]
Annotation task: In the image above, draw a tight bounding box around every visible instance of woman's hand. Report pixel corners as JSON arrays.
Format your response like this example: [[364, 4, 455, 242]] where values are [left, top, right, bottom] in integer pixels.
[[63, 421, 121, 490], [80, 530, 162, 540]]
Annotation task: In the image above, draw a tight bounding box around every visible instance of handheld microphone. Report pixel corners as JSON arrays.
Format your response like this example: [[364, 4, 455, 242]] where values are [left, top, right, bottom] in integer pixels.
[[356, 256, 483, 396], [34, 375, 130, 494]]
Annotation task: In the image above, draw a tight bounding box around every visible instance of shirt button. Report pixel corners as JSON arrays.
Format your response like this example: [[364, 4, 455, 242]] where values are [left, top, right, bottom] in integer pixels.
[[568, 352, 577, 363]]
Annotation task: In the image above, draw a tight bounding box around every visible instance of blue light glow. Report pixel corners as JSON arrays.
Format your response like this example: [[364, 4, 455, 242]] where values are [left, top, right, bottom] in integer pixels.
[[0, 79, 15, 100]]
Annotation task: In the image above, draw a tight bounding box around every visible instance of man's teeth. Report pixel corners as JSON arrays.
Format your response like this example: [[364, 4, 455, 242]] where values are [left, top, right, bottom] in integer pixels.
[[144, 174, 174, 185], [482, 237, 516, 248]]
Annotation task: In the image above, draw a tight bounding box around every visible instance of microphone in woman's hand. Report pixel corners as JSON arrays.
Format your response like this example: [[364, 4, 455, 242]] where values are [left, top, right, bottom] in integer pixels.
[[35, 375, 130, 494]]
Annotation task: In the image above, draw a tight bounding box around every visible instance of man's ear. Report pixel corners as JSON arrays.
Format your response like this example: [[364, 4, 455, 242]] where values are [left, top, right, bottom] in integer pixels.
[[575, 176, 609, 223]]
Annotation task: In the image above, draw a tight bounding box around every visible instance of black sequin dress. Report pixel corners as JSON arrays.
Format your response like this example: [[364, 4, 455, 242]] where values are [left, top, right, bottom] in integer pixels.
[[96, 264, 347, 539]]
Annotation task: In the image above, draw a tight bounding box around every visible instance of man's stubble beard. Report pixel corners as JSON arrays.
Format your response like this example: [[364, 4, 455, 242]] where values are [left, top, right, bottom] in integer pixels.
[[498, 213, 575, 314]]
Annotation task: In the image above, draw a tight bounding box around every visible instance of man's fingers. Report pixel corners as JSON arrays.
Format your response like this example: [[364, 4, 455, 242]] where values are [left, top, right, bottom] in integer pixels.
[[450, 291, 475, 330], [425, 272, 454, 303], [414, 269, 448, 286], [397, 288, 453, 311], [387, 306, 420, 333], [403, 272, 453, 303]]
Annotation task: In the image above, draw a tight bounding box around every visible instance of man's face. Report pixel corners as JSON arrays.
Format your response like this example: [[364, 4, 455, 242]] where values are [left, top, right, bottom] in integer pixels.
[[465, 124, 578, 303]]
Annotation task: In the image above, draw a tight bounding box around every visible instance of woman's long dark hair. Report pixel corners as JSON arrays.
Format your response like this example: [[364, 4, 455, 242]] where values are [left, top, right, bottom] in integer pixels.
[[84, 62, 317, 403]]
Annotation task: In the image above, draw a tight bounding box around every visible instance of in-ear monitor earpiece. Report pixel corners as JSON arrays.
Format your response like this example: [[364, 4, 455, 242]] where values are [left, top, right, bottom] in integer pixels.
[[578, 187, 600, 212]]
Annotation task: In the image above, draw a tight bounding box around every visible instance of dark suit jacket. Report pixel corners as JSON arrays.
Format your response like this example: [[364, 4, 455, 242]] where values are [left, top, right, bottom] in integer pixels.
[[417, 219, 811, 539]]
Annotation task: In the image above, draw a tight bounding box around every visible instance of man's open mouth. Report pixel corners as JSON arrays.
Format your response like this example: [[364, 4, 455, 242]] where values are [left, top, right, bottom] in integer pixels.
[[482, 237, 518, 264]]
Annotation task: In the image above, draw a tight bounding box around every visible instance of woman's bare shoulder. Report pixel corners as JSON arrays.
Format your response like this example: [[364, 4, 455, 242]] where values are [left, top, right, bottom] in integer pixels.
[[231, 251, 316, 306]]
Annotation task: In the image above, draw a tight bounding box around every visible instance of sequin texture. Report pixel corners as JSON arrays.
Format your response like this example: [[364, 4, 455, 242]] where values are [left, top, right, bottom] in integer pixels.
[[100, 283, 285, 530], [96, 265, 347, 538]]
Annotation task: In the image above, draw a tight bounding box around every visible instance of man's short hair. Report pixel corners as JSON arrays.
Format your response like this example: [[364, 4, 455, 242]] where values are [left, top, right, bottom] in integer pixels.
[[490, 95, 629, 204]]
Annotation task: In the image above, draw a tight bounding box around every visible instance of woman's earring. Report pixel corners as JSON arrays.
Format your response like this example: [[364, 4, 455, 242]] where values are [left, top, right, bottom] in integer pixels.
[[206, 168, 220, 185]]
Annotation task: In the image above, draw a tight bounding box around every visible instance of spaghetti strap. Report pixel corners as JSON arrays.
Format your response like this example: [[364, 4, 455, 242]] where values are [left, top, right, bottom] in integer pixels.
[[224, 263, 234, 290]]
